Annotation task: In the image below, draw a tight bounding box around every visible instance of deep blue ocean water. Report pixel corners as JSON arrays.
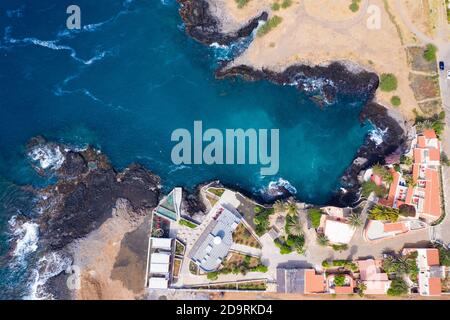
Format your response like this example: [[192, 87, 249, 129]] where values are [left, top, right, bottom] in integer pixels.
[[0, 0, 372, 298]]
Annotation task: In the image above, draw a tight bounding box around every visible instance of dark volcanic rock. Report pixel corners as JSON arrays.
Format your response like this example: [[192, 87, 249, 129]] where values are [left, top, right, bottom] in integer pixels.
[[333, 102, 408, 205], [177, 0, 268, 45], [36, 143, 161, 251], [216, 62, 380, 103], [181, 185, 207, 216]]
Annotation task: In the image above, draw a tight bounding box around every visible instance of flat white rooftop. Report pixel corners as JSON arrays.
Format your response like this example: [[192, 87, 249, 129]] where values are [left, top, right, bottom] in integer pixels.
[[148, 277, 168, 289], [150, 262, 170, 274], [151, 237, 172, 250], [151, 252, 171, 264]]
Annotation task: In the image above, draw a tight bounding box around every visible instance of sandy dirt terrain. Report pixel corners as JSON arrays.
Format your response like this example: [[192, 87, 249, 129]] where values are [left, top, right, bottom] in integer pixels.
[[210, 0, 441, 120], [69, 199, 150, 300]]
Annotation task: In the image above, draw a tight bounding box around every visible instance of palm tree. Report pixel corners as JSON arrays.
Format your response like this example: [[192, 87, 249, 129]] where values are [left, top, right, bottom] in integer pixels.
[[273, 200, 285, 213], [347, 212, 363, 228], [285, 214, 302, 236], [382, 255, 396, 274], [316, 234, 329, 247], [285, 200, 298, 216]]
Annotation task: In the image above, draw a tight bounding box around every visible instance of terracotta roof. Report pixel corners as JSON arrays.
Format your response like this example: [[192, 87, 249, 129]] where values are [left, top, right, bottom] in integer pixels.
[[428, 278, 442, 296], [385, 171, 401, 207], [417, 136, 427, 149], [304, 270, 326, 294], [423, 129, 437, 139], [422, 168, 441, 219], [335, 286, 354, 294], [414, 148, 423, 163], [428, 148, 440, 162], [383, 222, 408, 234], [426, 249, 440, 266]]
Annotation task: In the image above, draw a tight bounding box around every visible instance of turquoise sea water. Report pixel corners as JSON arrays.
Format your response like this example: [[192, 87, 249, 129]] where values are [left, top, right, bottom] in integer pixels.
[[0, 0, 372, 298]]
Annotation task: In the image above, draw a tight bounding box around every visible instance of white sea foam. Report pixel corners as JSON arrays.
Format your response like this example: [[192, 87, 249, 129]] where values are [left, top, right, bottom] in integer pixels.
[[369, 126, 388, 146], [28, 144, 65, 170], [27, 252, 73, 300], [264, 178, 298, 197], [4, 34, 110, 65], [8, 216, 39, 263]]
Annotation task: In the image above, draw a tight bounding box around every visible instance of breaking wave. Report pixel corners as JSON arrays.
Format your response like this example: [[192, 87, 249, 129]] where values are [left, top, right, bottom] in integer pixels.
[[28, 144, 65, 171]]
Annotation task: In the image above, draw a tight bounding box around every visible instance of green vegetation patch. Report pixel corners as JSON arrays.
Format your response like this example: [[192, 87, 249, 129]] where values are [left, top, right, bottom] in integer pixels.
[[391, 96, 401, 107], [414, 110, 446, 138], [361, 180, 387, 198], [322, 260, 359, 272], [281, 0, 292, 9], [349, 0, 362, 12], [274, 234, 305, 255], [257, 15, 283, 37], [179, 218, 198, 229], [423, 44, 438, 62], [379, 73, 398, 92], [235, 0, 251, 9], [369, 204, 400, 222], [308, 208, 323, 229], [253, 206, 274, 236], [387, 278, 409, 296], [208, 187, 225, 197], [333, 274, 346, 287]]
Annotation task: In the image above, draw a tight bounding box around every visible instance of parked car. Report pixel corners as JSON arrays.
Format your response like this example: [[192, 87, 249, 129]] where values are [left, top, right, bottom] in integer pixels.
[[439, 61, 445, 70], [448, 70, 450, 80]]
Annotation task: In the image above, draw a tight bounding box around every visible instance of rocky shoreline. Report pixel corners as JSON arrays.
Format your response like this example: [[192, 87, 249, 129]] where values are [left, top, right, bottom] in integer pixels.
[[177, 0, 410, 206], [178, 0, 268, 45]]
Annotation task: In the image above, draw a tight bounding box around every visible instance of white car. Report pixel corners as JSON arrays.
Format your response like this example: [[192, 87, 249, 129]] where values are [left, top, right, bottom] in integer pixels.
[[448, 70, 450, 80]]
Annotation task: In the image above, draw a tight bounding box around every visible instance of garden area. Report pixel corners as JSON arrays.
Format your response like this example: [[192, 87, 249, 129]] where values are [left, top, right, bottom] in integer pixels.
[[382, 252, 419, 296], [308, 208, 323, 229], [322, 260, 359, 272], [232, 223, 262, 249], [179, 218, 198, 229], [206, 253, 268, 281], [253, 205, 275, 236]]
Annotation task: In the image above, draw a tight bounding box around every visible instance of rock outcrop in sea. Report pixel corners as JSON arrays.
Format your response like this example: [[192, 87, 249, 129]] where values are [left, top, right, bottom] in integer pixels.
[[23, 137, 161, 298], [178, 0, 268, 45]]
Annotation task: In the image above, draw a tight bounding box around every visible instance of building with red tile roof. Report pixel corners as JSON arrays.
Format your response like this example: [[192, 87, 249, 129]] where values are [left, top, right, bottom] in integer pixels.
[[382, 130, 442, 222], [402, 248, 444, 296], [357, 259, 391, 294]]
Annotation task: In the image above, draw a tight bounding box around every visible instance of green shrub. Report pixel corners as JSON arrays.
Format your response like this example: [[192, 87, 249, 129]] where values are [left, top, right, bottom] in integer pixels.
[[391, 96, 401, 107], [379, 73, 398, 92], [207, 272, 219, 281], [361, 181, 387, 198], [179, 218, 197, 229], [235, 0, 251, 9], [369, 204, 400, 222], [252, 265, 269, 273], [322, 260, 331, 268], [271, 2, 280, 10], [423, 44, 438, 62], [349, 2, 359, 12], [332, 244, 349, 252], [253, 207, 274, 236], [387, 278, 409, 296], [308, 208, 323, 229], [257, 15, 283, 37], [281, 0, 292, 8], [399, 204, 416, 217], [333, 275, 346, 287]]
